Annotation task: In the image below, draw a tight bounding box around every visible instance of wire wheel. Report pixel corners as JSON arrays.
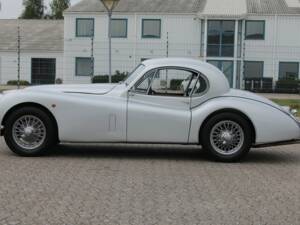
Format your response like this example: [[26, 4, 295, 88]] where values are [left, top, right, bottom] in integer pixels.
[[12, 115, 47, 151], [209, 120, 244, 155]]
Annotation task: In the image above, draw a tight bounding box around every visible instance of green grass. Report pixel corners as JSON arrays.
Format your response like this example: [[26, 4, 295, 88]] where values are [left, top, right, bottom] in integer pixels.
[[270, 99, 300, 117]]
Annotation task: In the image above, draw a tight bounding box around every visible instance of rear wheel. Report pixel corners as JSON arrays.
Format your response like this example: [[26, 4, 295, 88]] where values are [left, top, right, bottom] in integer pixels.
[[200, 112, 252, 162], [4, 107, 56, 156]]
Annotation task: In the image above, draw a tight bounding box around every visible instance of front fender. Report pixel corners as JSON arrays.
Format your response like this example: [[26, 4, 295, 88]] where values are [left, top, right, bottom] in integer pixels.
[[189, 97, 300, 145], [0, 91, 58, 125]]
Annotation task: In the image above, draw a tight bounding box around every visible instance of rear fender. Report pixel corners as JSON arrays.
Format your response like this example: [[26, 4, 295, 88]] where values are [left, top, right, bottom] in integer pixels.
[[189, 97, 300, 145]]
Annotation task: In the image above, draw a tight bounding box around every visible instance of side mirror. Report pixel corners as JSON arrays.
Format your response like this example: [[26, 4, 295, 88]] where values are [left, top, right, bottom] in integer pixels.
[[128, 87, 135, 96]]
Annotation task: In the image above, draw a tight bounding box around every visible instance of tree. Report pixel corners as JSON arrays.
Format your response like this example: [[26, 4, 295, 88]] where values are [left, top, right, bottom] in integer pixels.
[[50, 0, 70, 19], [20, 0, 45, 19]]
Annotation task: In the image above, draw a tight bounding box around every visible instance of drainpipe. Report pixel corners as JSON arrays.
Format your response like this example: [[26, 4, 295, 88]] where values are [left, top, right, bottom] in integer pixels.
[[133, 13, 137, 67], [241, 19, 246, 90], [272, 14, 278, 91], [233, 19, 239, 88], [203, 17, 208, 62]]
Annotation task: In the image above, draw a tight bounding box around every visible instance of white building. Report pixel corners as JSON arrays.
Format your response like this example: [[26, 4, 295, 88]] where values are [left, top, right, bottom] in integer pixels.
[[1, 0, 300, 90], [0, 20, 64, 85]]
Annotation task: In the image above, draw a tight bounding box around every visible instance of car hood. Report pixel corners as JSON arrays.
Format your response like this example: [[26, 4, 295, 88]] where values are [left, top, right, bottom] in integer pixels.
[[224, 89, 282, 110], [24, 84, 118, 95]]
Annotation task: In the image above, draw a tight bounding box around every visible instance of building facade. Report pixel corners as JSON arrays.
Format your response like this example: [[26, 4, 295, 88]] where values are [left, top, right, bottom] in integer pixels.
[[0, 0, 300, 91], [0, 20, 64, 85]]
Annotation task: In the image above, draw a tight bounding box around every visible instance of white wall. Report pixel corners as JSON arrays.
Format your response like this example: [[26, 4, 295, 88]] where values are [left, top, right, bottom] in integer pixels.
[[244, 15, 300, 81], [0, 51, 63, 84], [63, 13, 201, 84]]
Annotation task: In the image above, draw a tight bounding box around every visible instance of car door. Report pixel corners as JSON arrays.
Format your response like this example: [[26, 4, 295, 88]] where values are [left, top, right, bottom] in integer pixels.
[[127, 67, 198, 143]]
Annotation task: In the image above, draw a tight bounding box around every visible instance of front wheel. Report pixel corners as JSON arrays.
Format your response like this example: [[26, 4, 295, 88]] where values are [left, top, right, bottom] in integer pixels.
[[4, 107, 56, 156], [200, 112, 252, 162]]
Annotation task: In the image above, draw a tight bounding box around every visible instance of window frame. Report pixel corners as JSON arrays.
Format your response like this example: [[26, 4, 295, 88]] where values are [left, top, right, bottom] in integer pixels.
[[207, 20, 235, 57], [245, 20, 265, 40], [76, 18, 95, 37], [132, 66, 209, 98], [134, 69, 158, 94], [207, 60, 234, 87], [75, 57, 94, 76], [244, 61, 264, 79], [141, 19, 161, 39], [111, 18, 128, 38], [278, 61, 299, 80]]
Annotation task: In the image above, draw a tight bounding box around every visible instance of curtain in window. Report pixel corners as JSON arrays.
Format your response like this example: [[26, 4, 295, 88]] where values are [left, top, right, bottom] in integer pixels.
[[111, 19, 127, 37], [77, 19, 94, 37], [143, 20, 160, 38], [76, 58, 93, 76]]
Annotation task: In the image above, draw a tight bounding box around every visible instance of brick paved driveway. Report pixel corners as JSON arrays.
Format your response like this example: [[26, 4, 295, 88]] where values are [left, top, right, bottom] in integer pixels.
[[0, 138, 299, 225]]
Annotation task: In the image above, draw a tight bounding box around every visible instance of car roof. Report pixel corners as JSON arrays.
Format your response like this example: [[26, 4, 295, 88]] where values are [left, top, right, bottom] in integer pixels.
[[142, 57, 219, 72]]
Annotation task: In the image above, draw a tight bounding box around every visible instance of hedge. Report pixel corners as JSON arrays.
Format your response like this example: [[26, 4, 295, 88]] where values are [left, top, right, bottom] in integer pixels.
[[92, 73, 128, 84], [275, 79, 300, 93], [7, 80, 30, 86]]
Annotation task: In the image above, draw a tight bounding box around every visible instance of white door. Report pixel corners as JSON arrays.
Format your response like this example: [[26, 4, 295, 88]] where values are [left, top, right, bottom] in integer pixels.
[[127, 67, 198, 143]]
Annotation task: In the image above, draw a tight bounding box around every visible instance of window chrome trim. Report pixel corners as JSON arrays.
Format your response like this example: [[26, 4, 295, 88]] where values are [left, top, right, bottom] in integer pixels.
[[131, 66, 210, 98]]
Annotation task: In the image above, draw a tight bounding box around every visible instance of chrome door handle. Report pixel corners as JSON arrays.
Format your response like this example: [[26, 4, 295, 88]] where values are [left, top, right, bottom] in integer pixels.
[[181, 101, 190, 105]]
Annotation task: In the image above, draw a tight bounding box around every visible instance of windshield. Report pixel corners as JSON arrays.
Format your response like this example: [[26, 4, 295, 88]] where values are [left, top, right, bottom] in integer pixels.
[[124, 64, 145, 85]]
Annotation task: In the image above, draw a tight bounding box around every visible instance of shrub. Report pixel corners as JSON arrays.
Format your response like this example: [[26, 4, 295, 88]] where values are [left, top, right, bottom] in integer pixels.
[[55, 78, 63, 84], [170, 79, 184, 90], [92, 75, 109, 83], [92, 71, 128, 84], [112, 74, 127, 83], [275, 79, 300, 94], [7, 80, 30, 86]]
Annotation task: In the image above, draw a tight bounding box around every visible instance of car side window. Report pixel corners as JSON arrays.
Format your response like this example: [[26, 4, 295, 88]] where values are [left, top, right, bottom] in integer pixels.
[[134, 70, 155, 94], [149, 68, 197, 97], [192, 75, 208, 96]]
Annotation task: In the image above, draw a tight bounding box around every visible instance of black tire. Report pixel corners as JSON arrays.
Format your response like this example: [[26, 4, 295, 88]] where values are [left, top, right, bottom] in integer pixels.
[[200, 112, 252, 162], [4, 106, 56, 156]]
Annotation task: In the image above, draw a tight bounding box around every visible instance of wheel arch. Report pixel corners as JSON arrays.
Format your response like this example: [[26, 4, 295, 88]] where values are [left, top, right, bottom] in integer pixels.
[[199, 108, 256, 144], [1, 102, 59, 141]]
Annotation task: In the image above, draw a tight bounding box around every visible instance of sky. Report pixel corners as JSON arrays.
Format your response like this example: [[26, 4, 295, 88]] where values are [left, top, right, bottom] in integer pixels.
[[0, 0, 81, 19]]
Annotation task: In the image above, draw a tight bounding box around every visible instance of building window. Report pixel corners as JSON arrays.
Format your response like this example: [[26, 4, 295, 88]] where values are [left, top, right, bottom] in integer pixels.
[[279, 62, 299, 80], [142, 19, 161, 38], [111, 19, 127, 38], [207, 60, 234, 87], [76, 57, 93, 76], [244, 61, 264, 78], [207, 20, 235, 57], [31, 58, 56, 85], [237, 20, 243, 58], [200, 19, 205, 57], [245, 21, 265, 40], [76, 18, 94, 37]]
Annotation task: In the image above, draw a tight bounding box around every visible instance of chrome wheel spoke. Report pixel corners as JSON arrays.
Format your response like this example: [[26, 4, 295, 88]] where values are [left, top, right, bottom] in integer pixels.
[[12, 115, 46, 151], [210, 120, 244, 155]]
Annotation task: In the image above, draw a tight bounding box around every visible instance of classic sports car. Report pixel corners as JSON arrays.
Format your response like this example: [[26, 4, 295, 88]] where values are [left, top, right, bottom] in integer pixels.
[[0, 58, 299, 162]]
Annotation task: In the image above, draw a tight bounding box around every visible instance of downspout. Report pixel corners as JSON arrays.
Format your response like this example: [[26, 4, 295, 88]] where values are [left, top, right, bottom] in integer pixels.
[[272, 14, 278, 89], [203, 16, 208, 62], [233, 19, 239, 88], [241, 19, 246, 90], [133, 13, 137, 67]]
